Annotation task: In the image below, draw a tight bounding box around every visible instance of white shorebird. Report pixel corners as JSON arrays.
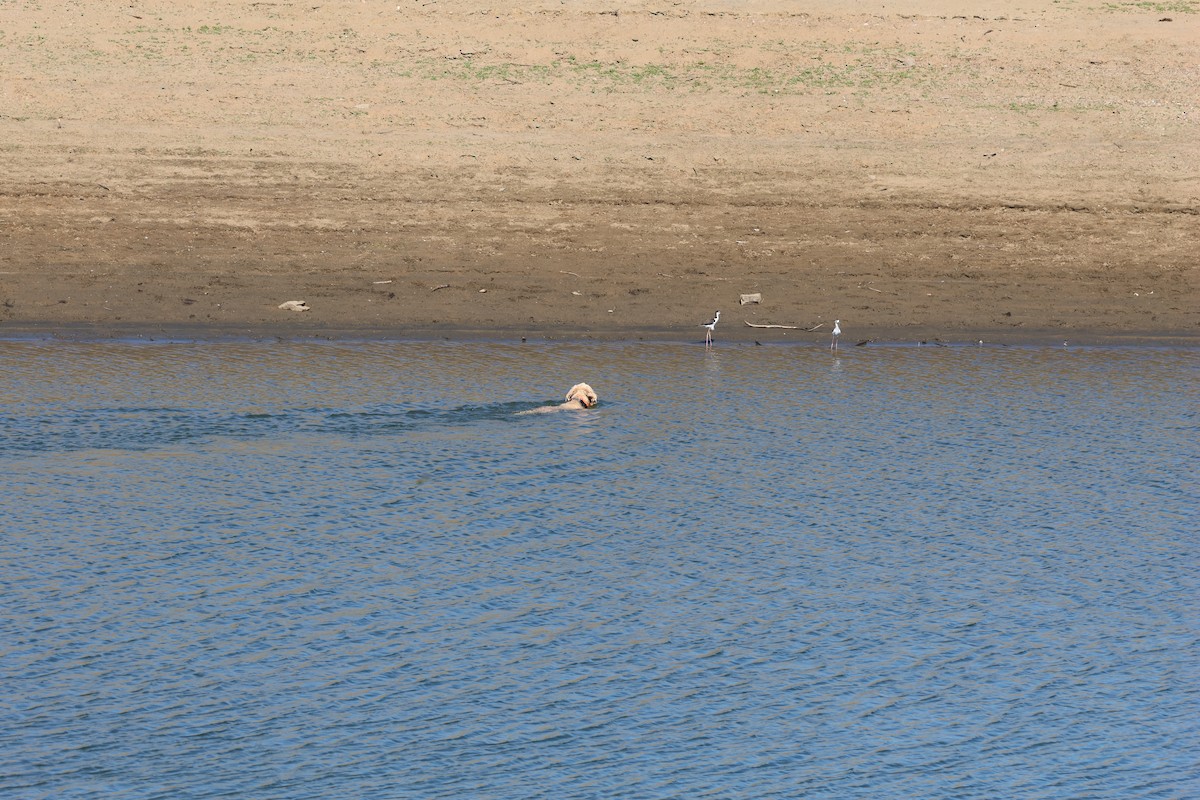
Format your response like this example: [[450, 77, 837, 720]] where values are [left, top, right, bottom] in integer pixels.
[[831, 319, 841, 351], [701, 310, 720, 348]]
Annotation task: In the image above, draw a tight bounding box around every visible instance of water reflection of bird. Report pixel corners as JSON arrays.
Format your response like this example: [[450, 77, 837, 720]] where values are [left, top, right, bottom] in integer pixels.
[[831, 319, 841, 351], [701, 310, 720, 348]]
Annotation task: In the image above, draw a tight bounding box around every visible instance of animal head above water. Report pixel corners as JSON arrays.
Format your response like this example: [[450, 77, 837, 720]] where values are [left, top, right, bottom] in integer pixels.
[[566, 382, 598, 408]]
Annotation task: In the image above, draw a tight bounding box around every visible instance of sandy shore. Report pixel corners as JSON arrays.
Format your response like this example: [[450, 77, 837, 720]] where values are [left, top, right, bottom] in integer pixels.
[[2, 0, 1197, 343]]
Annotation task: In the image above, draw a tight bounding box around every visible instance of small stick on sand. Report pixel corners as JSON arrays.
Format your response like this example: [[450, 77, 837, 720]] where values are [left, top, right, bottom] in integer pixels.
[[744, 321, 826, 331], [745, 321, 800, 329]]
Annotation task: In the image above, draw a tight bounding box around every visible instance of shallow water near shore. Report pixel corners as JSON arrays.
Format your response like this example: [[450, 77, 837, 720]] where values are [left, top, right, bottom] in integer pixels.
[[2, 340, 1197, 799]]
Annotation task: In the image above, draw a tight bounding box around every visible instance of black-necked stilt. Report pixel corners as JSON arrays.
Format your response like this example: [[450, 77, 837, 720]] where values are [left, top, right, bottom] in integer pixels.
[[701, 310, 720, 347], [831, 319, 841, 351]]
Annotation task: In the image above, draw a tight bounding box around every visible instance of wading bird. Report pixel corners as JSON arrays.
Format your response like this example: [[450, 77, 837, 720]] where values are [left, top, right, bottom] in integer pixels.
[[701, 311, 720, 348], [831, 319, 841, 352]]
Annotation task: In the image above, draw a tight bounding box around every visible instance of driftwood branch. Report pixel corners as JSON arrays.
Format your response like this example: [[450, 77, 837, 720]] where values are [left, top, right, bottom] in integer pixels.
[[744, 321, 825, 331]]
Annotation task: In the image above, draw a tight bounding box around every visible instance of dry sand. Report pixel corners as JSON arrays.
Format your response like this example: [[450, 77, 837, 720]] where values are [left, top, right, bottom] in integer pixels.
[[2, 0, 1197, 343]]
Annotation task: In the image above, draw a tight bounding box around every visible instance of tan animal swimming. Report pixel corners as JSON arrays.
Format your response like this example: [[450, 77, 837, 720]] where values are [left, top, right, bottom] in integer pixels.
[[563, 382, 598, 409], [519, 382, 599, 414]]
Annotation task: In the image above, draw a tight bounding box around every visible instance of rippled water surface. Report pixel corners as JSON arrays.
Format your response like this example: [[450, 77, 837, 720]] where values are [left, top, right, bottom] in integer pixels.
[[2, 340, 1197, 799]]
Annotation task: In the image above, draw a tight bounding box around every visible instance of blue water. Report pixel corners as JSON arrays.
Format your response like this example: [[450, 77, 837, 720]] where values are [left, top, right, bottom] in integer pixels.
[[2, 340, 1197, 799]]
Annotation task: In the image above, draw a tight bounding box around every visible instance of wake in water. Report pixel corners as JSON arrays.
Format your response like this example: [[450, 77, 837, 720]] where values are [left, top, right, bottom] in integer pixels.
[[1, 401, 556, 454]]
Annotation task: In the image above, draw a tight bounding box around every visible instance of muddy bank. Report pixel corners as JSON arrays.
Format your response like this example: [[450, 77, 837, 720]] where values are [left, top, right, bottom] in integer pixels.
[[2, 1, 1197, 341]]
